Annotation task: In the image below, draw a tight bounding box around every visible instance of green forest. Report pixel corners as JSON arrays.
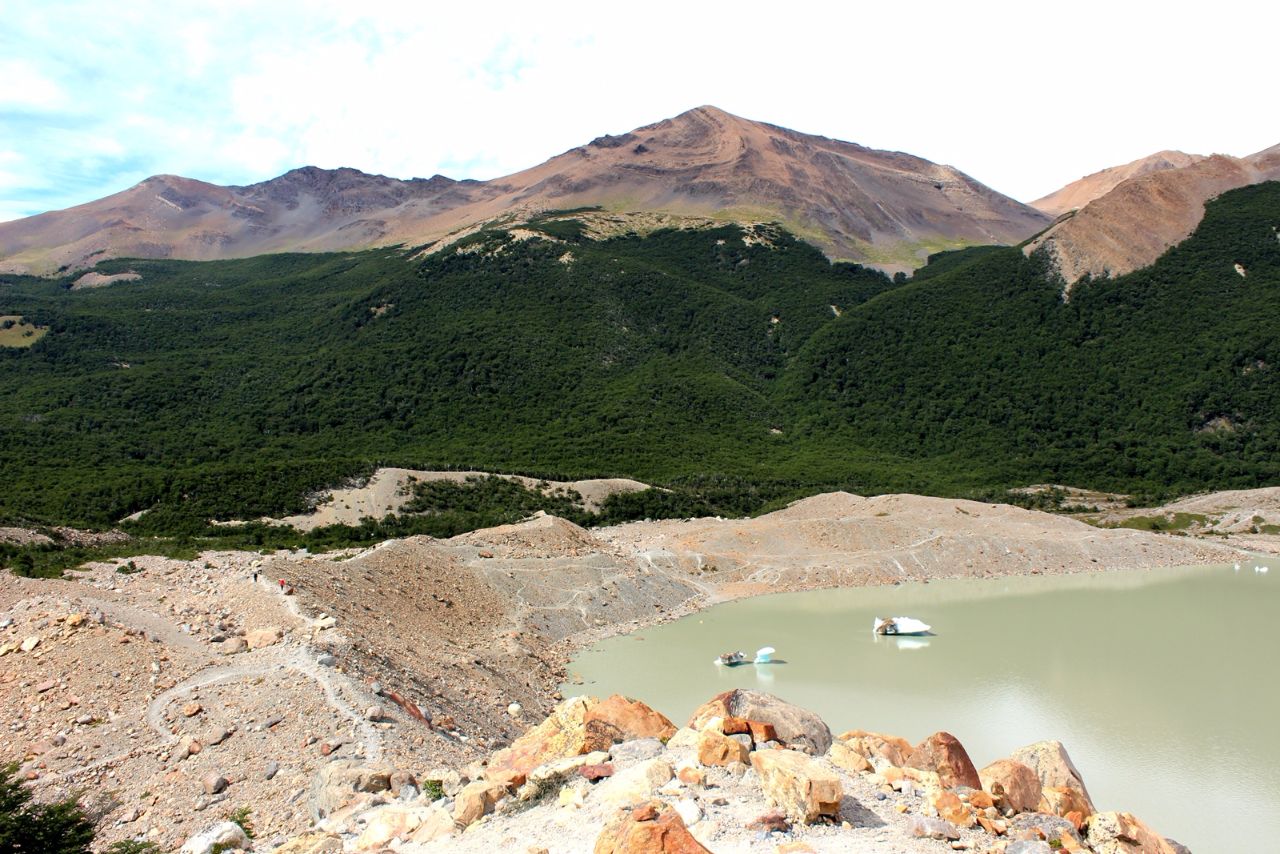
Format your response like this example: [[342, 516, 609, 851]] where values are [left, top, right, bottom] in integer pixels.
[[2, 184, 1278, 573]]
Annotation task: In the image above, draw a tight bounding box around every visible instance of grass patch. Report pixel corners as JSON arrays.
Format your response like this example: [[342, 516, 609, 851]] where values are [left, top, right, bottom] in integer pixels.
[[0, 315, 47, 348]]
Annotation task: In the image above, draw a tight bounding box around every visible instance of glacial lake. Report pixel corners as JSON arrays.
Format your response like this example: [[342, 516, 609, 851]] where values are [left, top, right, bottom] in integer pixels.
[[563, 560, 1280, 853]]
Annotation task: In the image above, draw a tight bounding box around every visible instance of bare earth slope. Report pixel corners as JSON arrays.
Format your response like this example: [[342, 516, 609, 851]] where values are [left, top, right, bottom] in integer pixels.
[[0, 107, 1049, 276], [1025, 144, 1280, 286], [1029, 150, 1205, 217], [1, 491, 1246, 850]]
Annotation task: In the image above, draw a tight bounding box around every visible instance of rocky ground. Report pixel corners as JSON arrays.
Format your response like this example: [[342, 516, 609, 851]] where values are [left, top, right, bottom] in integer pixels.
[[0, 488, 1258, 851]]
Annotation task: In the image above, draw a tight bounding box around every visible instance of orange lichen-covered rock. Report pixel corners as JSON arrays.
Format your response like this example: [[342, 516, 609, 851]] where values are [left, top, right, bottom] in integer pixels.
[[593, 800, 711, 854], [583, 695, 678, 746], [906, 732, 981, 790]]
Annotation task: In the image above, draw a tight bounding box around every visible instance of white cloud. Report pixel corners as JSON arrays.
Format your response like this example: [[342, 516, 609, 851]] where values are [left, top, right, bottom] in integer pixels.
[[0, 59, 69, 111]]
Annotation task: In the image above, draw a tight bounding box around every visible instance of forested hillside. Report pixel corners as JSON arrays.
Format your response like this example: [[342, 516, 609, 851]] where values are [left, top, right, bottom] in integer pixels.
[[2, 185, 1278, 546]]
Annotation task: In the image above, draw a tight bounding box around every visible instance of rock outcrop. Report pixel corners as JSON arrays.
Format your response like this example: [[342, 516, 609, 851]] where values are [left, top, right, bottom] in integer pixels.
[[687, 689, 832, 754]]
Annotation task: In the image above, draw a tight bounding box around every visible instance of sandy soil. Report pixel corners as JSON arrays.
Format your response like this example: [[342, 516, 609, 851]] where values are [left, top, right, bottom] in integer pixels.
[[274, 468, 650, 530]]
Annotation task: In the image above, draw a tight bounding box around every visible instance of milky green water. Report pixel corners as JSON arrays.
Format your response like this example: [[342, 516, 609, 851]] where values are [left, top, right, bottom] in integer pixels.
[[563, 560, 1280, 853]]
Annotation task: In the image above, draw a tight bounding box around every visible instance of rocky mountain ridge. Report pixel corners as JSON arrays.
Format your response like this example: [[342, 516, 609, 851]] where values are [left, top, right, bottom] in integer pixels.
[[1026, 144, 1280, 287], [0, 106, 1050, 276]]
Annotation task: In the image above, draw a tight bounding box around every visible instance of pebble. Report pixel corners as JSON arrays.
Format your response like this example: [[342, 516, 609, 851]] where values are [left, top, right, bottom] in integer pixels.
[[263, 761, 280, 781], [201, 772, 228, 795]]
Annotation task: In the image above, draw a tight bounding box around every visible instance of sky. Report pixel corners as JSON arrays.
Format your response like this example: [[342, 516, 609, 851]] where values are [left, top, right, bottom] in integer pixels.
[[1, 0, 1276, 222]]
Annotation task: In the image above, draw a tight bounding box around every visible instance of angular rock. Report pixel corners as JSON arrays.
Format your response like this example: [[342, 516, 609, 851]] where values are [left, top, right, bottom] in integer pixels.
[[594, 757, 674, 808], [908, 815, 961, 840], [826, 740, 872, 774], [20, 636, 40, 653], [1085, 811, 1179, 854], [593, 800, 710, 853], [907, 732, 981, 790], [516, 751, 609, 800], [179, 820, 249, 854], [1011, 740, 1094, 811], [354, 803, 450, 850], [746, 809, 790, 832], [200, 772, 228, 795], [1039, 786, 1094, 825], [182, 701, 202, 717], [309, 761, 391, 820], [836, 730, 914, 767], [486, 695, 598, 783], [1010, 812, 1084, 847], [688, 690, 831, 754], [1006, 843, 1054, 854], [696, 730, 749, 767], [666, 727, 700, 750], [931, 790, 975, 827], [245, 627, 283, 649], [219, 637, 247, 655], [581, 762, 615, 782], [583, 695, 678, 746], [610, 737, 666, 765], [750, 748, 842, 824], [980, 759, 1042, 815], [452, 779, 509, 827], [268, 831, 342, 853]]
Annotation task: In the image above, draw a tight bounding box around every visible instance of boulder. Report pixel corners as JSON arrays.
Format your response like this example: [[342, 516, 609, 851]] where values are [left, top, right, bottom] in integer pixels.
[[268, 831, 342, 853], [309, 761, 392, 820], [1011, 740, 1094, 811], [516, 750, 610, 800], [666, 727, 700, 750], [245, 627, 283, 649], [200, 772, 228, 795], [452, 779, 509, 828], [696, 730, 749, 767], [835, 730, 914, 767], [219, 637, 247, 655], [584, 695, 678, 746], [906, 732, 980, 789], [485, 695, 598, 783], [353, 803, 451, 849], [610, 738, 666, 765], [826, 740, 872, 774], [749, 748, 842, 824], [687, 690, 831, 754], [1085, 812, 1179, 854], [594, 757, 674, 808], [979, 759, 1042, 814], [593, 800, 711, 853], [1039, 786, 1094, 825], [179, 821, 250, 854]]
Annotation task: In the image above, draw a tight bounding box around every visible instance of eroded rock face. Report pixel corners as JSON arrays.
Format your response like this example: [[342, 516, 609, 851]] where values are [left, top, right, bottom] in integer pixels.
[[593, 800, 711, 853], [1011, 740, 1094, 810], [1040, 785, 1094, 827], [687, 690, 831, 754], [906, 732, 980, 790], [1086, 811, 1179, 854], [353, 803, 452, 849], [750, 748, 842, 824], [826, 740, 872, 774], [584, 695, 677, 745], [979, 759, 1042, 815], [485, 695, 598, 784]]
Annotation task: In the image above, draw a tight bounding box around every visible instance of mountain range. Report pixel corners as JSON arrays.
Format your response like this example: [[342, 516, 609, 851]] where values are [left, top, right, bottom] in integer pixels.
[[0, 106, 1050, 276]]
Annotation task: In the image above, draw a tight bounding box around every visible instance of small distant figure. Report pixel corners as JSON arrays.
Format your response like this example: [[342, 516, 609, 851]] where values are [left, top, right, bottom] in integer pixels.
[[279, 578, 286, 591], [252, 570, 259, 583]]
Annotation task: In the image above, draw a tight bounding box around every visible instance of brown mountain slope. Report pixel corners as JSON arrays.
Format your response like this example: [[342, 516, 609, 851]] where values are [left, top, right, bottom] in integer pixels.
[[0, 106, 1049, 276], [1025, 144, 1280, 288], [1030, 150, 1205, 217]]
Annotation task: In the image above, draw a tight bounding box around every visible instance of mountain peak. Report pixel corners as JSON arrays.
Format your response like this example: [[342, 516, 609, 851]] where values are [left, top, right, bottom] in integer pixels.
[[0, 107, 1050, 276]]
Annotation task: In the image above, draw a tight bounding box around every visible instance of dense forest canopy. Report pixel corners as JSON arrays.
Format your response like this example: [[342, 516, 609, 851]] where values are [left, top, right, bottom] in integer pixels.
[[1, 185, 1278, 555]]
